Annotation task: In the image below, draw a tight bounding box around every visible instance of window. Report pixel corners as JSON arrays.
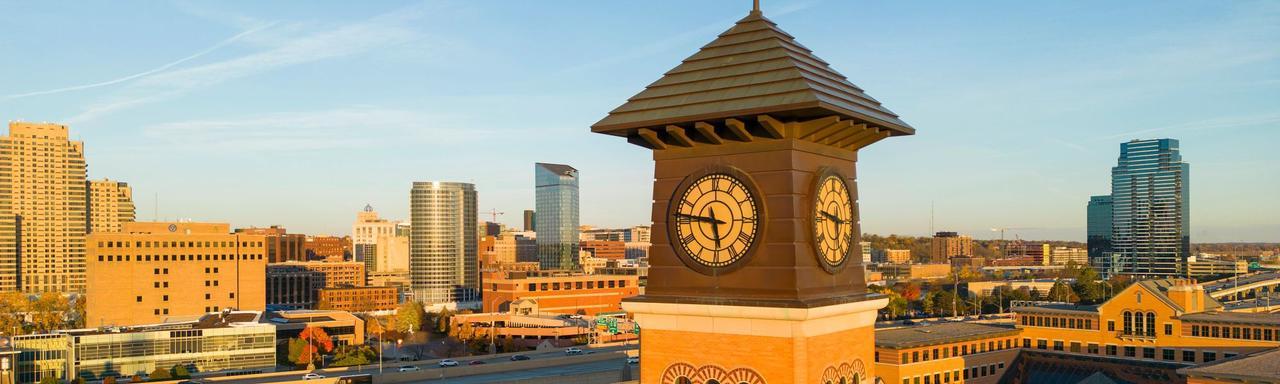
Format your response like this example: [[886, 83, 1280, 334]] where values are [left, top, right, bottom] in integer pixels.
[[1023, 338, 1031, 348], [136, 296, 142, 302], [163, 295, 169, 302], [1204, 352, 1217, 362], [1162, 349, 1175, 361], [1037, 340, 1046, 350], [1053, 341, 1063, 351], [1146, 313, 1156, 336], [1070, 342, 1081, 353], [528, 283, 536, 291], [1183, 350, 1196, 362], [1088, 344, 1099, 354], [1085, 319, 1091, 329], [1106, 345, 1117, 356], [1108, 321, 1115, 331], [205, 294, 211, 300], [1143, 347, 1155, 359], [1124, 346, 1136, 357], [912, 351, 919, 363], [1165, 324, 1173, 336], [1192, 326, 1200, 336]]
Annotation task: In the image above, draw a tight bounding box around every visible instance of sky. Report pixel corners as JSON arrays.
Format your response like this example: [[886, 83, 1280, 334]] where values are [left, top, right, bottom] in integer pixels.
[[1, 1, 1277, 242]]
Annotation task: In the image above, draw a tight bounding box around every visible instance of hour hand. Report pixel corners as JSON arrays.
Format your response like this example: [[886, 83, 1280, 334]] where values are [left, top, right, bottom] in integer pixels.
[[819, 210, 846, 224], [676, 212, 726, 225]]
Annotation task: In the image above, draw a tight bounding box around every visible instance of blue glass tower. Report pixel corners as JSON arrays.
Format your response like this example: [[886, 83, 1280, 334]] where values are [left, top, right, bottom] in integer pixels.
[[1087, 195, 1114, 276], [535, 163, 580, 271], [1109, 139, 1190, 277]]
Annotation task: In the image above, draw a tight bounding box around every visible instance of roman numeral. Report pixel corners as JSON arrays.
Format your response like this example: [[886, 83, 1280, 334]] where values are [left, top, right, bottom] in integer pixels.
[[682, 234, 696, 244], [737, 232, 752, 243]]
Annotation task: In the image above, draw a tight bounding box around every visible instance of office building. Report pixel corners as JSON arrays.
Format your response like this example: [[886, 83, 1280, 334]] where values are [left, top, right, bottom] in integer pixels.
[[523, 209, 535, 231], [534, 163, 579, 271], [875, 322, 1021, 384], [86, 222, 267, 327], [234, 226, 306, 263], [1047, 246, 1089, 266], [0, 122, 88, 293], [86, 179, 135, 233], [409, 181, 479, 305], [885, 249, 912, 264], [932, 232, 974, 262], [352, 205, 400, 271], [305, 235, 351, 262], [265, 265, 326, 309], [265, 310, 365, 347], [316, 286, 399, 312], [481, 271, 639, 315], [581, 226, 651, 243], [1108, 138, 1191, 277], [580, 240, 626, 260], [269, 261, 364, 288], [13, 311, 275, 383], [1087, 195, 1114, 273], [1186, 256, 1248, 277]]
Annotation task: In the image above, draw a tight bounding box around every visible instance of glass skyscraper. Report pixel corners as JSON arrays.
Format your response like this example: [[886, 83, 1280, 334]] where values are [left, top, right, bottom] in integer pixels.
[[534, 163, 580, 271], [1107, 138, 1190, 277], [1087, 195, 1114, 276], [409, 181, 479, 305]]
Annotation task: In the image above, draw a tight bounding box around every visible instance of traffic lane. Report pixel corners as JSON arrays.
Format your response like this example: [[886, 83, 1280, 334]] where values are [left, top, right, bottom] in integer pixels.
[[409, 358, 634, 383]]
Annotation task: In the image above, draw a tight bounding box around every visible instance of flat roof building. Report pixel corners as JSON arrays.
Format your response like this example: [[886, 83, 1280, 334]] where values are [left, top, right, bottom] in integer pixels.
[[86, 222, 267, 327], [482, 271, 638, 316], [86, 179, 135, 234], [317, 285, 399, 313], [235, 226, 307, 263], [875, 322, 1022, 384], [270, 260, 364, 288], [1, 122, 89, 293]]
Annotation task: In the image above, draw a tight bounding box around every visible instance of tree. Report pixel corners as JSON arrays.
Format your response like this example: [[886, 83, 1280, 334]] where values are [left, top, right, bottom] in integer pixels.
[[30, 292, 70, 333], [899, 283, 922, 302], [396, 301, 425, 333], [298, 326, 334, 367], [331, 345, 376, 367], [171, 365, 191, 379], [286, 338, 309, 366], [69, 294, 87, 329], [435, 308, 454, 334], [0, 292, 27, 336], [103, 377, 118, 384], [1048, 280, 1079, 303], [130, 375, 143, 383], [149, 367, 171, 381], [885, 294, 908, 319]]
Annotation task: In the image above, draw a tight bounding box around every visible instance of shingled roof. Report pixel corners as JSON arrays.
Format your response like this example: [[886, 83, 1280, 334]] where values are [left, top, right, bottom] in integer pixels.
[[591, 9, 914, 138]]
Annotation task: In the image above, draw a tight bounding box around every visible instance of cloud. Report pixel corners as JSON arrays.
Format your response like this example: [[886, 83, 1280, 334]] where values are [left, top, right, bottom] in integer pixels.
[[141, 106, 490, 152], [4, 22, 278, 100], [1100, 112, 1280, 140], [68, 4, 433, 123]]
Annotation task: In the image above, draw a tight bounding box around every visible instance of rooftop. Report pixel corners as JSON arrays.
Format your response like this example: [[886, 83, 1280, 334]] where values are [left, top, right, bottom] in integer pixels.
[[56, 311, 264, 336], [1180, 311, 1280, 326], [1013, 303, 1100, 316], [875, 322, 1020, 349], [1179, 347, 1280, 381]]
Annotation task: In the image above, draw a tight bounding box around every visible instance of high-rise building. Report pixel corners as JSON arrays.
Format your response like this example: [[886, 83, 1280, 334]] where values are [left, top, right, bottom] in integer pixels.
[[1108, 138, 1190, 277], [86, 179, 135, 234], [352, 205, 400, 272], [1087, 195, 1114, 274], [1, 122, 88, 293], [534, 163, 579, 271], [85, 222, 267, 327], [931, 231, 974, 262], [409, 181, 479, 305], [523, 209, 535, 231], [234, 226, 306, 263]]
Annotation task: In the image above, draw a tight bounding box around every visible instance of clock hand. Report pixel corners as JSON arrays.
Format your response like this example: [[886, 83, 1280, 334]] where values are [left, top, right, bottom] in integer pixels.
[[675, 212, 726, 225], [709, 208, 722, 248], [819, 210, 846, 225]]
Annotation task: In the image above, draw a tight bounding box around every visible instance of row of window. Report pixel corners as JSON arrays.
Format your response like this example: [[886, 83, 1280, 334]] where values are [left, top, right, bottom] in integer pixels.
[[99, 240, 264, 248], [97, 253, 263, 262], [1190, 324, 1280, 341], [1024, 337, 1235, 363], [522, 279, 629, 292], [1122, 311, 1158, 337], [881, 337, 1019, 364], [1020, 314, 1094, 330], [901, 362, 1005, 384]]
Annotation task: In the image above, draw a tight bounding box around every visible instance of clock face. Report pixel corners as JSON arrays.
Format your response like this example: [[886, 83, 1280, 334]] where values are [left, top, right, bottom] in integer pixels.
[[812, 169, 856, 272], [669, 167, 762, 273]]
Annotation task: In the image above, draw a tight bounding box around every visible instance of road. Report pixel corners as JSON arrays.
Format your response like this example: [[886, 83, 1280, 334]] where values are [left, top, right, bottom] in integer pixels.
[[403, 358, 632, 383], [205, 345, 637, 384]]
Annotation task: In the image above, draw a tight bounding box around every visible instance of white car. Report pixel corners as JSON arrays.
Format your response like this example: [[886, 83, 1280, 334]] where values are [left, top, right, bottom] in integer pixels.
[[438, 359, 459, 367], [627, 356, 640, 364], [397, 366, 421, 372], [565, 347, 584, 355], [302, 373, 325, 380]]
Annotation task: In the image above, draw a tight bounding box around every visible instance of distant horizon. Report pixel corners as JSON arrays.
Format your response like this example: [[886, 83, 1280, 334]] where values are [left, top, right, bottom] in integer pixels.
[[3, 1, 1276, 242]]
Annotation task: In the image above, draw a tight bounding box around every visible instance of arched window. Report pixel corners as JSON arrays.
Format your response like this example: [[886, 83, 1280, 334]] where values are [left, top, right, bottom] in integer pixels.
[[1134, 311, 1144, 336], [1146, 312, 1157, 336], [677, 378, 692, 384], [707, 380, 720, 384], [1123, 311, 1132, 334], [853, 374, 861, 384]]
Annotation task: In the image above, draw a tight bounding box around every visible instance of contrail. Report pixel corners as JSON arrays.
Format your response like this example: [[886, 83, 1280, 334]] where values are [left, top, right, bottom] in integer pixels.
[[4, 21, 278, 100]]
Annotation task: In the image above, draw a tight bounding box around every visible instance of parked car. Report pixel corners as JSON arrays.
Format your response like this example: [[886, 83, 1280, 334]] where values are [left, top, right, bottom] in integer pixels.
[[627, 356, 640, 364], [565, 347, 584, 355], [468, 360, 486, 365], [510, 354, 531, 361], [397, 366, 421, 372], [302, 373, 326, 380], [438, 359, 459, 367]]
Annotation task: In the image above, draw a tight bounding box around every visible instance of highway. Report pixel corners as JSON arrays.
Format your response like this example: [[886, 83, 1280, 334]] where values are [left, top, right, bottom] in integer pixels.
[[203, 345, 637, 384]]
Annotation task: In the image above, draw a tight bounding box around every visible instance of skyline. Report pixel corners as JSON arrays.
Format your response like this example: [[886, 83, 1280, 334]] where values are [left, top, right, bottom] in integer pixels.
[[2, 1, 1278, 241]]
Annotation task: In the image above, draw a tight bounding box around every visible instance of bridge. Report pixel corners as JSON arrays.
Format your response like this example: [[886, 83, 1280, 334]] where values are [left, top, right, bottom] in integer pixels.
[[1202, 271, 1280, 301]]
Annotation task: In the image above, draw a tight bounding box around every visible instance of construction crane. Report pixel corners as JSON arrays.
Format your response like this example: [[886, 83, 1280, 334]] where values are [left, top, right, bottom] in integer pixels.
[[481, 208, 505, 223]]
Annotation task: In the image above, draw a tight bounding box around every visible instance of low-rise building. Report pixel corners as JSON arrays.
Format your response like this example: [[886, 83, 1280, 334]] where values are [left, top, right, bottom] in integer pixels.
[[265, 265, 326, 310], [13, 311, 275, 383], [305, 235, 351, 262], [1188, 256, 1249, 277], [1180, 347, 1280, 384], [234, 226, 307, 263], [879, 263, 951, 281], [875, 322, 1022, 384], [580, 240, 626, 260], [271, 261, 365, 288], [884, 249, 911, 264], [1047, 247, 1089, 266], [317, 286, 399, 312], [86, 222, 267, 327], [481, 271, 639, 315], [265, 310, 365, 347], [1013, 279, 1280, 367], [967, 279, 1064, 298]]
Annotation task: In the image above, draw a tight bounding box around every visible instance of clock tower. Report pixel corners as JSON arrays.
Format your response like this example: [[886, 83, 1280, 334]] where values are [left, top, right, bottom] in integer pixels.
[[593, 3, 913, 384]]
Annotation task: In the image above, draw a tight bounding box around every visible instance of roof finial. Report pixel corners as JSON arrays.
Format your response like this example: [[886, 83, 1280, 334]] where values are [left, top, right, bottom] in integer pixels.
[[753, 0, 761, 13]]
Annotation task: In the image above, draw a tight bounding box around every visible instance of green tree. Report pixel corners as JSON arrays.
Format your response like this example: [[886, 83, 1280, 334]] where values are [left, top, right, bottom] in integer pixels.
[[148, 367, 171, 381], [0, 292, 28, 336], [286, 338, 308, 366], [1048, 280, 1079, 303], [30, 292, 70, 333], [435, 308, 454, 334], [396, 301, 425, 333], [885, 294, 908, 319], [171, 365, 191, 379]]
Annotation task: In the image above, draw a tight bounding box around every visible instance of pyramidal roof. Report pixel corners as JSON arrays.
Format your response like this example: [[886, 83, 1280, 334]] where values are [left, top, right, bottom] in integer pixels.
[[592, 9, 914, 137]]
